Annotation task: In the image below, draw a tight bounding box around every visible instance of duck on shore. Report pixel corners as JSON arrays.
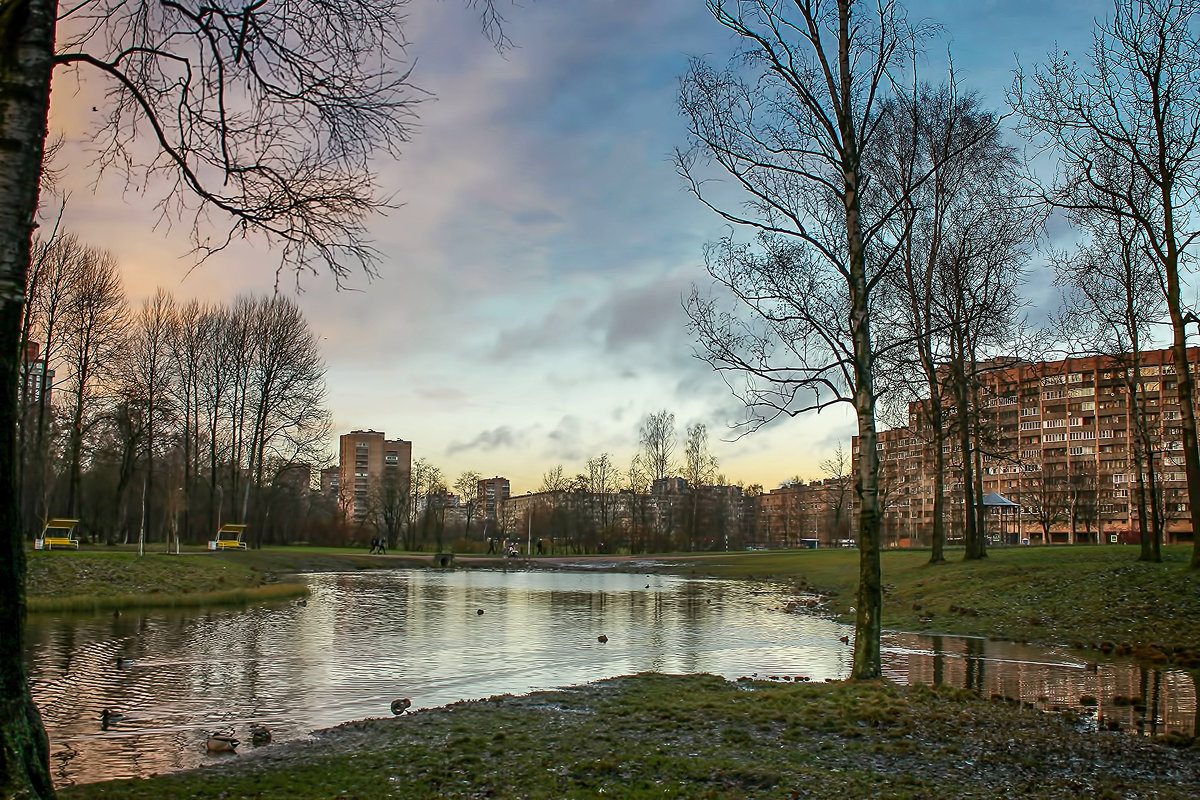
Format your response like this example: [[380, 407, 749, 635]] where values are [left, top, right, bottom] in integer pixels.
[[206, 734, 239, 754]]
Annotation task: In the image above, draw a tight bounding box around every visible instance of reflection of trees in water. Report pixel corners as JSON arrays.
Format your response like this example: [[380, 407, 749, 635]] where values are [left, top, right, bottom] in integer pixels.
[[963, 636, 986, 694], [1134, 666, 1163, 737], [886, 631, 1197, 740], [931, 635, 944, 688]]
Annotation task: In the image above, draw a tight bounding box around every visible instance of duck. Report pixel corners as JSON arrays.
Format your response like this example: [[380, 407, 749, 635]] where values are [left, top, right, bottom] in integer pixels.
[[99, 708, 126, 730], [597, 634, 608, 644], [249, 724, 271, 745], [206, 734, 239, 754], [390, 698, 412, 715]]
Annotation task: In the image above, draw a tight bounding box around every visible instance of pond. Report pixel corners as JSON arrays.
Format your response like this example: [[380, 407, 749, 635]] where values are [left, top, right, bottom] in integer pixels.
[[26, 567, 1199, 787]]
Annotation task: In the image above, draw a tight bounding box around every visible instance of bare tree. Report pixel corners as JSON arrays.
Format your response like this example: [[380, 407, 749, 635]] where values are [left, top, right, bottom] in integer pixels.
[[1012, 0, 1200, 568], [682, 423, 719, 550], [585, 453, 619, 530], [121, 290, 178, 547], [1027, 471, 1069, 543], [873, 82, 1038, 562], [679, 0, 936, 679], [453, 470, 482, 540], [166, 299, 211, 542], [821, 444, 855, 544], [1055, 215, 1167, 561], [372, 468, 410, 551], [683, 423, 718, 487], [639, 410, 676, 482], [60, 246, 128, 521], [20, 234, 84, 535], [239, 296, 330, 546]]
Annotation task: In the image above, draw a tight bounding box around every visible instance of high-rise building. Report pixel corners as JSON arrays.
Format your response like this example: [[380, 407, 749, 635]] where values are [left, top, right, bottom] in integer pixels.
[[860, 347, 1200, 545], [478, 476, 510, 521], [338, 430, 412, 523]]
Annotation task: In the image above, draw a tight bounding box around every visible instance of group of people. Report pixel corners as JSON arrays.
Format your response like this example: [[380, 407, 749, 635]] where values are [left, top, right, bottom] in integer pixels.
[[485, 537, 526, 558], [484, 537, 548, 557], [368, 536, 387, 555]]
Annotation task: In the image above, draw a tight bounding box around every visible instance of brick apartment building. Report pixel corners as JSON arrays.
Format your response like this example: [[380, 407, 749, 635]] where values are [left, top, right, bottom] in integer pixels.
[[865, 347, 1198, 546], [338, 430, 412, 523], [752, 478, 855, 549], [478, 476, 511, 523]]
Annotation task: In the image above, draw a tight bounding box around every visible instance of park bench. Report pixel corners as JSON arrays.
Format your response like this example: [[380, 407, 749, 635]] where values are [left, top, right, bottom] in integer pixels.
[[207, 523, 248, 550], [34, 518, 81, 550]]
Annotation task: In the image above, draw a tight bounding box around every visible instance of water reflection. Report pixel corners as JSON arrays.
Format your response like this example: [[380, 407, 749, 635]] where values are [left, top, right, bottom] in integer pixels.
[[25, 568, 1198, 787]]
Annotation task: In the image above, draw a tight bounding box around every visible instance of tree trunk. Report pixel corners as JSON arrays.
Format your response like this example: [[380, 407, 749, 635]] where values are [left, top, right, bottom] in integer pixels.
[[0, 0, 59, 795], [929, 407, 946, 564], [842, 10, 882, 678]]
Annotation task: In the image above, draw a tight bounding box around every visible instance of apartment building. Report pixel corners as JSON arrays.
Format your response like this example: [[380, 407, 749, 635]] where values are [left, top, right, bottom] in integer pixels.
[[338, 430, 412, 523], [752, 478, 854, 549], [869, 347, 1199, 545], [478, 476, 511, 522]]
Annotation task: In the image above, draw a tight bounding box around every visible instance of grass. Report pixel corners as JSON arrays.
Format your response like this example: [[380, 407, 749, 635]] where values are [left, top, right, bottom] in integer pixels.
[[56, 673, 1200, 800], [25, 550, 308, 612]]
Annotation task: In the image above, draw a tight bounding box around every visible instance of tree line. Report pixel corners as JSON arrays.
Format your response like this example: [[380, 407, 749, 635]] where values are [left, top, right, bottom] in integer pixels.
[[20, 233, 332, 549]]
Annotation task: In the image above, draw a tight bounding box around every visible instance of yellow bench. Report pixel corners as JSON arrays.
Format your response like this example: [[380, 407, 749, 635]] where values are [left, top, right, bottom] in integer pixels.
[[34, 518, 81, 550], [208, 523, 248, 550]]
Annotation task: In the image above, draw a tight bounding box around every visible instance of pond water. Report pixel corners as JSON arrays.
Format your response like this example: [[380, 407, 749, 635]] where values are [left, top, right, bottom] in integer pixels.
[[26, 567, 1200, 787]]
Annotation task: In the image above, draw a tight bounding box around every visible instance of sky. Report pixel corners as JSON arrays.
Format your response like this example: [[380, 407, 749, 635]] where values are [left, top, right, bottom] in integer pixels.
[[47, 0, 1106, 494]]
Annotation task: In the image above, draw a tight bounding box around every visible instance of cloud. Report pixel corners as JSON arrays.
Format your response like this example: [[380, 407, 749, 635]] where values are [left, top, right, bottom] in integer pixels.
[[446, 425, 523, 456]]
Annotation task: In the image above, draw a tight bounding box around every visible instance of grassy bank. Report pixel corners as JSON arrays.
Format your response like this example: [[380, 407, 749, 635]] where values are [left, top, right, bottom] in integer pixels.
[[58, 673, 1200, 800], [25, 550, 309, 612]]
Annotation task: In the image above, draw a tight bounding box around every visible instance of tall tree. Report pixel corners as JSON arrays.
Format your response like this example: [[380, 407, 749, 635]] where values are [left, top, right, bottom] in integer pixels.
[[1055, 215, 1167, 561], [1012, 0, 1200, 568], [583, 453, 616, 530], [682, 423, 719, 550], [166, 299, 210, 542], [122, 289, 177, 548], [240, 296, 329, 545], [872, 83, 1036, 563], [679, 0, 930, 679], [20, 234, 82, 535], [639, 410, 676, 482], [453, 470, 482, 540], [59, 245, 128, 520]]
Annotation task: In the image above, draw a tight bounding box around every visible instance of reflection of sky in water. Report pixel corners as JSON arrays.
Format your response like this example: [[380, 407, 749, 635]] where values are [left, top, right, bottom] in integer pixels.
[[26, 569, 1199, 788]]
